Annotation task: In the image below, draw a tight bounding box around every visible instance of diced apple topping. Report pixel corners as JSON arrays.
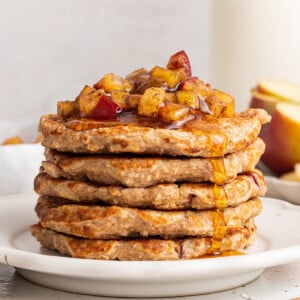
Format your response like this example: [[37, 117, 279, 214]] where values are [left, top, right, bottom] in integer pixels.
[[111, 91, 130, 110], [180, 76, 210, 98], [125, 68, 148, 82], [164, 92, 177, 103], [111, 91, 141, 111], [138, 87, 165, 117], [158, 102, 190, 123], [205, 89, 235, 118], [91, 95, 122, 120], [176, 90, 198, 109], [76, 85, 95, 99], [150, 66, 187, 89], [133, 76, 165, 94], [167, 50, 192, 77], [94, 73, 133, 93], [57, 50, 236, 124], [57, 101, 78, 118], [77, 88, 105, 118]]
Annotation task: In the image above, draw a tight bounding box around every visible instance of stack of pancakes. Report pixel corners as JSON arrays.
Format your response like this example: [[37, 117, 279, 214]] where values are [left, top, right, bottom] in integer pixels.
[[31, 52, 270, 260]]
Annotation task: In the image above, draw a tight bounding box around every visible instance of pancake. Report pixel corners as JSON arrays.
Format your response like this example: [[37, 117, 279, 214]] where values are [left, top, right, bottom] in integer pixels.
[[30, 219, 256, 260], [41, 138, 265, 187], [35, 196, 262, 239], [39, 108, 270, 157], [34, 170, 266, 210]]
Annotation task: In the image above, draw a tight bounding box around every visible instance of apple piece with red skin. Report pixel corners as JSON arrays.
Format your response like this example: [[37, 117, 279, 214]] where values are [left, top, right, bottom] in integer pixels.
[[167, 50, 192, 77], [180, 76, 210, 92], [260, 102, 300, 175], [91, 95, 122, 120]]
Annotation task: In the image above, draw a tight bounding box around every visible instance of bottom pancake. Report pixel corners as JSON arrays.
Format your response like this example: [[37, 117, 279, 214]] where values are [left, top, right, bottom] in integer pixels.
[[30, 219, 256, 261]]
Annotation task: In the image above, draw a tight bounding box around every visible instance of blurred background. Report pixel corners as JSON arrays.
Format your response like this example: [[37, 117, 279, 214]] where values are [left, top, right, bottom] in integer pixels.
[[0, 0, 300, 123]]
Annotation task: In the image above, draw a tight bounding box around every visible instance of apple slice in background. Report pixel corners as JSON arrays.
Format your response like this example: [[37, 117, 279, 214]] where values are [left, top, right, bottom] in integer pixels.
[[257, 79, 300, 103], [259, 103, 300, 175], [250, 80, 300, 175], [250, 89, 279, 115]]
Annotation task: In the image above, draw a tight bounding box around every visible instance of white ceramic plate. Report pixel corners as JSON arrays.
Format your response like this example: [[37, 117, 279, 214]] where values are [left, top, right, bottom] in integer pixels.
[[1, 193, 300, 298], [265, 175, 300, 205]]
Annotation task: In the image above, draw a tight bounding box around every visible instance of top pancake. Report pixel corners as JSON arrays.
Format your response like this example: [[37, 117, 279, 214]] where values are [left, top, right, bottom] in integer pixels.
[[39, 108, 270, 157]]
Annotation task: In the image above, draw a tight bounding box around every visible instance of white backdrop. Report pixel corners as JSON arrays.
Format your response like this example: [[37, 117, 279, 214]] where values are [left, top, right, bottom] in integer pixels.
[[0, 0, 212, 124], [1, 0, 300, 129]]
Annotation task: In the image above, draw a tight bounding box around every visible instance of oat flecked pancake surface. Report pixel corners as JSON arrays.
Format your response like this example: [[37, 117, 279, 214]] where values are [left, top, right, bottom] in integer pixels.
[[34, 170, 266, 210], [35, 196, 262, 239], [39, 108, 270, 157], [30, 51, 270, 261], [41, 138, 265, 187], [30, 219, 256, 261]]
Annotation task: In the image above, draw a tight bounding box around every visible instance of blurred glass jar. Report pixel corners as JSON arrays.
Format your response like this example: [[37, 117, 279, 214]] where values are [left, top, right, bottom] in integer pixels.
[[209, 0, 300, 112]]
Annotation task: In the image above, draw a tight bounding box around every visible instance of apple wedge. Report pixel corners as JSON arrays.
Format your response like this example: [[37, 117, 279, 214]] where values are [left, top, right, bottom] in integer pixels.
[[249, 89, 279, 115], [261, 102, 300, 175], [257, 80, 300, 103]]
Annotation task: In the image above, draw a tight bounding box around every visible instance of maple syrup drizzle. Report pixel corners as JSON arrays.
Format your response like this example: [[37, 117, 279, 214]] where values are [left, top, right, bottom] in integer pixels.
[[207, 184, 229, 255], [213, 184, 227, 209], [184, 115, 229, 157], [208, 209, 227, 254], [209, 157, 227, 185], [66, 111, 171, 131]]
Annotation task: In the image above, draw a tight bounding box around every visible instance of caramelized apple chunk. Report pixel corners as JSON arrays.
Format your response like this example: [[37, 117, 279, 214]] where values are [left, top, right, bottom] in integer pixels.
[[205, 89, 235, 118], [133, 76, 164, 94], [94, 73, 133, 93], [91, 95, 122, 120], [158, 102, 190, 123], [111, 91, 130, 110], [75, 85, 95, 100], [150, 66, 186, 89], [111, 91, 141, 110], [138, 87, 165, 117], [127, 94, 142, 110], [164, 92, 177, 103], [57, 101, 79, 118], [176, 90, 198, 109], [167, 50, 192, 77], [180, 76, 210, 98], [77, 89, 105, 118], [125, 68, 148, 82]]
